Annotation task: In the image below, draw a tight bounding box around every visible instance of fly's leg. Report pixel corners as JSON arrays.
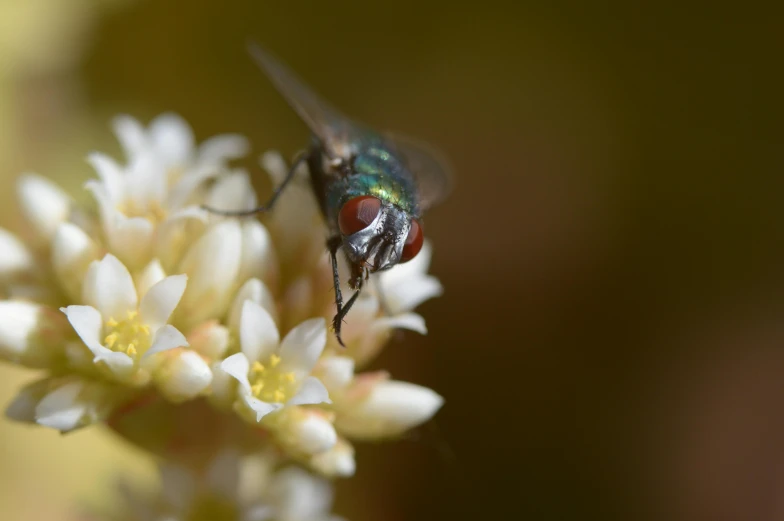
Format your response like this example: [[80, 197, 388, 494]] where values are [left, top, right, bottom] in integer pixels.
[[201, 151, 308, 216], [332, 284, 363, 348], [328, 234, 344, 321], [328, 234, 365, 347]]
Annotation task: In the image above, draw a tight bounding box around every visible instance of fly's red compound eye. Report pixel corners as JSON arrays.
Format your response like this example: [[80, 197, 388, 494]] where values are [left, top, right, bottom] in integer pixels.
[[401, 219, 424, 262], [338, 195, 382, 235]]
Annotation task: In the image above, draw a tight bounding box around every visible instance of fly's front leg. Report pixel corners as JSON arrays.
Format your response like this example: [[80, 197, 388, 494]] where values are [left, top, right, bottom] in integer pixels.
[[332, 281, 363, 348], [327, 236, 348, 347], [201, 151, 308, 216]]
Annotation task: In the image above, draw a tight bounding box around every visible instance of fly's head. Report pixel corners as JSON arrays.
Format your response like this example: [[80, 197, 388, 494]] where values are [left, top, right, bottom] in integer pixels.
[[337, 195, 423, 289]]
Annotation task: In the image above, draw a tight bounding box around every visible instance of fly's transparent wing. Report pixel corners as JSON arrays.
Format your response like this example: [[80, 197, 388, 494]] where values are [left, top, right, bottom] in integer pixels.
[[386, 134, 454, 211], [247, 41, 353, 158]]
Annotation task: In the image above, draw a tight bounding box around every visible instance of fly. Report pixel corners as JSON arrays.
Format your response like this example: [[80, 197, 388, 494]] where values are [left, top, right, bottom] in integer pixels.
[[207, 42, 452, 346]]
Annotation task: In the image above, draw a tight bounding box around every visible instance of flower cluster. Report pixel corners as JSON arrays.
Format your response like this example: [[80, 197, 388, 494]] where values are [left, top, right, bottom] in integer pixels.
[[0, 113, 444, 480], [95, 449, 343, 521]]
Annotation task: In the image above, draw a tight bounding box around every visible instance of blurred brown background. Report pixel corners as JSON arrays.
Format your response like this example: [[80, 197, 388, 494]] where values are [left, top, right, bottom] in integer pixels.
[[1, 1, 782, 520]]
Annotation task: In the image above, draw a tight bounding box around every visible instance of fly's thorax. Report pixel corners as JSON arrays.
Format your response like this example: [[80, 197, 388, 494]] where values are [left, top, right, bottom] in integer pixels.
[[342, 201, 411, 272]]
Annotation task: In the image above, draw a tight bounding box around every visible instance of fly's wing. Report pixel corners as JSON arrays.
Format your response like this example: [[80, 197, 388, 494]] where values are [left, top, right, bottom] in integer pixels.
[[386, 134, 454, 211], [248, 41, 354, 160]]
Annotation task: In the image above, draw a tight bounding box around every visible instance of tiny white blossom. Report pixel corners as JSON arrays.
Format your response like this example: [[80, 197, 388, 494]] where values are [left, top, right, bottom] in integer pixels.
[[16, 172, 72, 243], [310, 438, 356, 478], [0, 300, 70, 367], [61, 254, 188, 384], [153, 349, 213, 402], [5, 375, 130, 432], [317, 355, 444, 440], [220, 301, 330, 423]]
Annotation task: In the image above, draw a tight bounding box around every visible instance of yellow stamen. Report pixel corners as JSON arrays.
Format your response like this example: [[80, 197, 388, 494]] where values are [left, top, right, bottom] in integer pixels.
[[269, 354, 281, 367], [252, 361, 265, 373], [251, 383, 264, 395], [106, 318, 118, 327], [126, 344, 137, 357], [126, 310, 138, 320], [273, 389, 285, 403], [284, 372, 296, 383], [104, 333, 118, 348]]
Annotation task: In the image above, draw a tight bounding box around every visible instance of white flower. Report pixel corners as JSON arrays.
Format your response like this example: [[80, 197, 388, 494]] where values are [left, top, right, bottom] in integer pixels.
[[173, 219, 243, 328], [104, 450, 343, 521], [220, 301, 331, 423], [310, 438, 356, 478], [61, 254, 188, 384], [317, 355, 444, 440], [267, 466, 345, 521], [5, 375, 130, 432], [50, 221, 101, 301], [85, 113, 249, 270], [334, 379, 444, 440], [16, 172, 72, 243], [0, 300, 70, 368], [376, 239, 443, 315], [153, 349, 213, 402]]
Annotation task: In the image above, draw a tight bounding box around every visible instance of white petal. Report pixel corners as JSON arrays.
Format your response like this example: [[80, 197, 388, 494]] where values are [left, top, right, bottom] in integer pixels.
[[83, 254, 138, 319], [243, 395, 280, 422], [260, 150, 289, 185], [112, 114, 147, 158], [271, 466, 335, 519], [238, 220, 277, 285], [61, 305, 105, 355], [337, 296, 379, 344], [240, 300, 279, 363], [0, 301, 66, 367], [228, 278, 277, 334], [5, 378, 50, 423], [136, 259, 167, 298], [16, 173, 71, 241], [317, 356, 355, 390], [187, 321, 230, 359], [374, 313, 428, 335], [176, 219, 242, 325], [139, 274, 187, 330], [0, 228, 34, 279], [220, 353, 252, 393], [166, 205, 209, 224], [144, 325, 188, 358], [205, 170, 257, 213], [86, 152, 125, 203], [289, 414, 337, 455], [288, 376, 331, 406], [35, 380, 86, 431], [149, 112, 195, 167], [51, 222, 100, 300], [155, 350, 212, 402], [124, 151, 167, 209], [94, 349, 135, 377], [335, 380, 444, 440], [278, 318, 327, 376], [310, 440, 356, 478], [386, 276, 443, 314], [108, 216, 155, 269], [198, 134, 249, 164], [208, 361, 236, 409]]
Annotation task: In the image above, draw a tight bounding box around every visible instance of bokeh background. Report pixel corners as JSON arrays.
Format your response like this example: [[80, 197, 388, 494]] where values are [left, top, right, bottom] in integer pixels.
[[0, 1, 780, 520]]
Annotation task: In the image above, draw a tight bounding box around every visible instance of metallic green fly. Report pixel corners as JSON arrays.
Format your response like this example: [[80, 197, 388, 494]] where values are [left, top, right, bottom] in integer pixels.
[[207, 42, 452, 346]]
